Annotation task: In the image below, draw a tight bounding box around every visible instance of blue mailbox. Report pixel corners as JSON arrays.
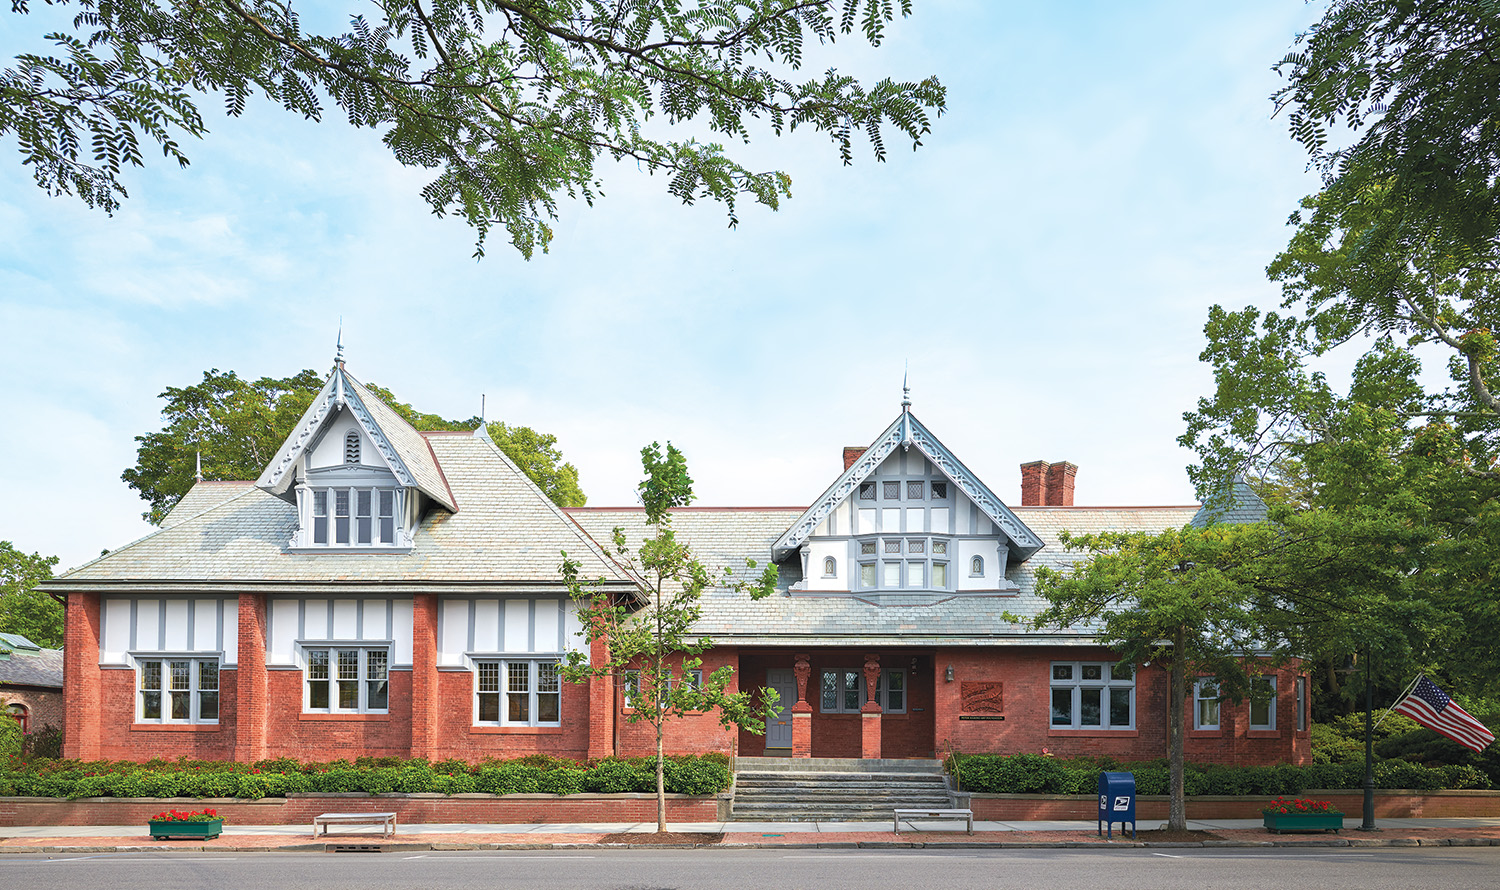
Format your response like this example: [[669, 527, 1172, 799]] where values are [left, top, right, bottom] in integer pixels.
[[1097, 771, 1136, 839]]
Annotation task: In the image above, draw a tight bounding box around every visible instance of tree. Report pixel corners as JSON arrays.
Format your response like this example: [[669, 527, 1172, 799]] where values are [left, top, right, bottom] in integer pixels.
[[1181, 0, 1500, 696], [487, 422, 586, 508], [560, 441, 776, 832], [1027, 513, 1431, 831], [2, 0, 946, 258], [123, 367, 583, 523], [0, 542, 61, 648]]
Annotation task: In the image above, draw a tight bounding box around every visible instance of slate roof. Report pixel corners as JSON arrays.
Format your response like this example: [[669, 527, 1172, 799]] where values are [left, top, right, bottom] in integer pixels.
[[567, 504, 1199, 646], [45, 433, 632, 591], [162, 481, 256, 527], [1189, 478, 1270, 528], [0, 636, 64, 690]]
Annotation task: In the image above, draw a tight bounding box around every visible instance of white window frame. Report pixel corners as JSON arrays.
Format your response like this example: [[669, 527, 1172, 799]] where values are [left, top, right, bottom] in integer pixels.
[[818, 668, 907, 714], [854, 536, 954, 591], [1249, 675, 1277, 730], [823, 556, 837, 578], [302, 485, 404, 549], [970, 555, 984, 577], [1049, 661, 1134, 730], [136, 656, 220, 724], [1295, 676, 1308, 731], [476, 658, 561, 726], [303, 645, 390, 714], [1194, 678, 1221, 730]]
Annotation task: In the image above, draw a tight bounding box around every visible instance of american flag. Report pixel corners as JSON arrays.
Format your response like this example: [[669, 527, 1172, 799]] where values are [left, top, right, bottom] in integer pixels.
[[1392, 677, 1496, 753]]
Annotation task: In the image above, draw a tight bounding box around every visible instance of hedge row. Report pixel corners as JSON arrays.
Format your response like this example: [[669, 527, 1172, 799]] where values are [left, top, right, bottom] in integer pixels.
[[947, 753, 1490, 795], [0, 755, 730, 800]]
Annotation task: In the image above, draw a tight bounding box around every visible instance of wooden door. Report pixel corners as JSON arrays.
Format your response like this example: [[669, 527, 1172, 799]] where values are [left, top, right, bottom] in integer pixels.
[[765, 668, 796, 750]]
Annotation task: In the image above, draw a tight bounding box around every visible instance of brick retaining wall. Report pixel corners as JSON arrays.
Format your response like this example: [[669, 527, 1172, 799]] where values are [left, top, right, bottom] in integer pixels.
[[971, 790, 1500, 820], [0, 792, 725, 827]]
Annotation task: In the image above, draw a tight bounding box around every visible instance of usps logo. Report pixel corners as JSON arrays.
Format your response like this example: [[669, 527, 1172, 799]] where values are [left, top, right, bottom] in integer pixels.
[[1113, 796, 1130, 811], [1099, 795, 1109, 810]]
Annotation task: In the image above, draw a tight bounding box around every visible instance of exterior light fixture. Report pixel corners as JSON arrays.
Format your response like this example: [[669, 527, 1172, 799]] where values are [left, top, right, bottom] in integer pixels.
[[945, 664, 954, 682]]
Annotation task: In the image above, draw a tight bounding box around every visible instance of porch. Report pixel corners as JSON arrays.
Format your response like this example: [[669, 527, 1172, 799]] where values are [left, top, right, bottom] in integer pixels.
[[735, 649, 938, 759]]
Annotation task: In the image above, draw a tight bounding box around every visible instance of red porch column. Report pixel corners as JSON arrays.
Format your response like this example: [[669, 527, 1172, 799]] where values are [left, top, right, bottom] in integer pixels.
[[587, 633, 615, 760], [861, 653, 882, 759], [410, 593, 438, 758], [234, 592, 268, 763], [791, 653, 813, 758], [61, 591, 101, 760]]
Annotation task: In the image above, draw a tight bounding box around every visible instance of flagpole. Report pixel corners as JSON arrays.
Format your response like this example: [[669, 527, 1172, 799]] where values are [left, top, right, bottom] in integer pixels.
[[1359, 647, 1377, 832], [1373, 673, 1423, 733]]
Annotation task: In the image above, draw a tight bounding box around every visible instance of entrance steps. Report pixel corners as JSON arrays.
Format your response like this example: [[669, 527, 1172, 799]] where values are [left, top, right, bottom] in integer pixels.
[[729, 757, 953, 822]]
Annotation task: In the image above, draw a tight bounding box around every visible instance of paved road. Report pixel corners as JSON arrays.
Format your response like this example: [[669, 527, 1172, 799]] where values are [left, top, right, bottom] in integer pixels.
[[4, 847, 1499, 890]]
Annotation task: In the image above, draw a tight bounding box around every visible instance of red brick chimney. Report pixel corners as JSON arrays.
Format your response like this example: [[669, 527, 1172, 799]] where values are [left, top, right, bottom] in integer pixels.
[[1020, 461, 1050, 506], [843, 446, 865, 471], [1045, 461, 1078, 506]]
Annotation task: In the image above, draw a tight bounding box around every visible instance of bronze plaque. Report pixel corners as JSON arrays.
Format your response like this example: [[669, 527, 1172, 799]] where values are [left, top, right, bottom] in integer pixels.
[[961, 681, 1003, 714]]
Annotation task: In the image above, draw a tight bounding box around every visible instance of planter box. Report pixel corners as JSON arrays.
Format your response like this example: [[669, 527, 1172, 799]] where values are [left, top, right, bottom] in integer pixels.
[[1262, 811, 1343, 834], [148, 819, 223, 840]]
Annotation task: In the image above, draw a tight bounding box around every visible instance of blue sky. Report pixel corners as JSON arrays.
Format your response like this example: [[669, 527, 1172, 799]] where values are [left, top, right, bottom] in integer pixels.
[[1, 1, 1326, 570]]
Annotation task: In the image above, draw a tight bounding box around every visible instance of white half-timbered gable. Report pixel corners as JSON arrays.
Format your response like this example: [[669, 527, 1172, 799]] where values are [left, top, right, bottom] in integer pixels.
[[774, 401, 1040, 597]]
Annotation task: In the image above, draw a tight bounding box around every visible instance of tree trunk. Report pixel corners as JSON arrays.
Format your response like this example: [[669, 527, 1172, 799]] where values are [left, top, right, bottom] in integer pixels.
[[1168, 626, 1187, 832], [655, 720, 667, 832]]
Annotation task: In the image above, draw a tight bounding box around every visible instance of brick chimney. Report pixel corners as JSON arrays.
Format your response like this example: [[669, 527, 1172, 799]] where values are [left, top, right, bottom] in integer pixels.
[[1020, 461, 1050, 506], [843, 446, 866, 471], [1045, 461, 1078, 506]]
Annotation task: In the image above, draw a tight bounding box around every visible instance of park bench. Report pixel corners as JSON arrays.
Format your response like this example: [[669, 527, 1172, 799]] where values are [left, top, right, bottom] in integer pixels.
[[893, 808, 974, 835], [313, 811, 398, 838]]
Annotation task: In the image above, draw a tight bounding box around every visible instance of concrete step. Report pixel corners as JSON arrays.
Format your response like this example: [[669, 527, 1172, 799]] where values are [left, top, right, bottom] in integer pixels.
[[729, 758, 954, 823]]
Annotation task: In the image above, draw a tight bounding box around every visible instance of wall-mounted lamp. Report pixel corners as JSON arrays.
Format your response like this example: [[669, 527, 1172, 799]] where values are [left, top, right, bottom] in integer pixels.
[[945, 664, 954, 682]]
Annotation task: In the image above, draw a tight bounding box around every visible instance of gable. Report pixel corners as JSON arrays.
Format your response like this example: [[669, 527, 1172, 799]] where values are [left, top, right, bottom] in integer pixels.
[[772, 410, 1043, 563], [254, 364, 456, 511]]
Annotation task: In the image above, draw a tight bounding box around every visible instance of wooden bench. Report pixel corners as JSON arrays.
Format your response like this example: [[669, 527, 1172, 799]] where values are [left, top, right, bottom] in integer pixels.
[[313, 812, 398, 838], [893, 808, 974, 835]]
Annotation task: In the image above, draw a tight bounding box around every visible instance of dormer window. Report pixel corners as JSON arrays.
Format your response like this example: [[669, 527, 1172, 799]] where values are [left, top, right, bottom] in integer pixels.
[[308, 486, 400, 546], [345, 431, 361, 464]]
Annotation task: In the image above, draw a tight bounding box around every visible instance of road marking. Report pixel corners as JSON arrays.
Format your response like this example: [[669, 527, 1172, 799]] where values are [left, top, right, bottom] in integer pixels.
[[1151, 852, 1185, 859], [46, 857, 240, 863], [402, 854, 427, 860]]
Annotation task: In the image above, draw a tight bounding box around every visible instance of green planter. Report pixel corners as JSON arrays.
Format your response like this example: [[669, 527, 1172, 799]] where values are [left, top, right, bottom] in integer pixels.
[[1262, 811, 1343, 834], [148, 819, 224, 840]]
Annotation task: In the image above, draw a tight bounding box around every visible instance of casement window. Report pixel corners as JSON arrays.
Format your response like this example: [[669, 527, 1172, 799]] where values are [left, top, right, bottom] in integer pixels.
[[818, 668, 907, 714], [1295, 676, 1308, 731], [6, 703, 28, 734], [305, 646, 389, 713], [622, 668, 703, 711], [138, 657, 219, 723], [854, 537, 952, 590], [1249, 676, 1277, 729], [1194, 678, 1221, 730], [477, 659, 561, 726], [306, 486, 401, 547], [931, 482, 948, 500], [859, 482, 876, 500], [1050, 662, 1134, 729]]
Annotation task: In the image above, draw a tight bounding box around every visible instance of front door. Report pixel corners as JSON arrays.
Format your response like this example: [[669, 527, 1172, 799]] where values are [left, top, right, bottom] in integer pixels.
[[765, 668, 796, 751]]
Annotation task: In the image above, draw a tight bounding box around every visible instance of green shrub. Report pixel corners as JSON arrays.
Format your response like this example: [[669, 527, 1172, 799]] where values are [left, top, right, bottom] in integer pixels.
[[663, 756, 730, 795], [0, 700, 21, 759], [537, 768, 585, 795]]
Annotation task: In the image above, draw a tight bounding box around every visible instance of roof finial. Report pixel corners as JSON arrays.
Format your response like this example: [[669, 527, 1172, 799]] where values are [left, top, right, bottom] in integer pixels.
[[335, 318, 345, 367], [901, 360, 911, 410], [195, 450, 203, 483]]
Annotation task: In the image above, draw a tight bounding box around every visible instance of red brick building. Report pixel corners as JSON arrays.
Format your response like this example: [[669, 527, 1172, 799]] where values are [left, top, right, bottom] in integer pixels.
[[43, 362, 1309, 766]]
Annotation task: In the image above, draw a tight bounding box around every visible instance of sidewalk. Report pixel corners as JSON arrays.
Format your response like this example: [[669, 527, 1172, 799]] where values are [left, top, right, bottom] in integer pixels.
[[4, 817, 1500, 852]]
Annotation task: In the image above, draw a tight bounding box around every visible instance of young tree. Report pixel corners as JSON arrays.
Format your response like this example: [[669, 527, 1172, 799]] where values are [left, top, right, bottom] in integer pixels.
[[2, 0, 946, 258], [1028, 513, 1431, 830], [122, 367, 584, 522], [0, 542, 61, 648], [560, 441, 776, 831]]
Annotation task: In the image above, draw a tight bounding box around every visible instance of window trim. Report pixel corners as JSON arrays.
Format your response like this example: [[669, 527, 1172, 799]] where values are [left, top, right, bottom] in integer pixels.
[[970, 555, 984, 577], [297, 484, 408, 550], [1049, 661, 1135, 730], [301, 644, 391, 714], [6, 703, 29, 734], [823, 556, 837, 578], [853, 536, 954, 591], [1194, 678, 1221, 730], [135, 655, 221, 724], [1249, 675, 1277, 730]]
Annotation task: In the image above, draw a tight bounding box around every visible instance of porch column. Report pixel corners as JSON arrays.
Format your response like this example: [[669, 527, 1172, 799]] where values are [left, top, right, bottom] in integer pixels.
[[61, 591, 101, 760], [587, 633, 615, 760], [861, 653, 882, 759], [791, 653, 813, 758], [234, 592, 268, 762], [409, 593, 438, 758]]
